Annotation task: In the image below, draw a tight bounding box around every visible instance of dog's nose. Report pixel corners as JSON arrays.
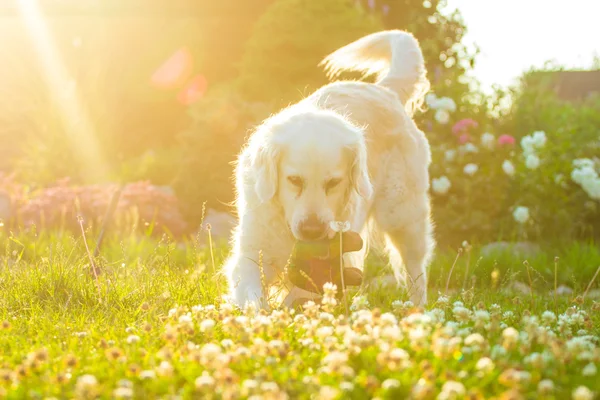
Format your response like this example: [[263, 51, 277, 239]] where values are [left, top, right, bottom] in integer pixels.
[[299, 215, 326, 240]]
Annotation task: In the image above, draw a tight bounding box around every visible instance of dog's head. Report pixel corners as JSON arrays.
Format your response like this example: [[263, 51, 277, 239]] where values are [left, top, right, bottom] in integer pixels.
[[250, 108, 372, 240]]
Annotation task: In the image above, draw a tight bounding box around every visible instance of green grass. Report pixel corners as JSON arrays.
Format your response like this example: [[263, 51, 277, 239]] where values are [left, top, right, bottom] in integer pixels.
[[0, 228, 599, 399]]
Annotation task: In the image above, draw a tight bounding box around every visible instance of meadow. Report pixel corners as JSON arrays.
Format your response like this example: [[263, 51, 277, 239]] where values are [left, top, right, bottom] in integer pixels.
[[0, 228, 598, 399]]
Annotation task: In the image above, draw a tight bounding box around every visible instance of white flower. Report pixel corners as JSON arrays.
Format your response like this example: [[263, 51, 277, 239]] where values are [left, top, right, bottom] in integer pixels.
[[444, 149, 457, 162], [126, 335, 140, 344], [139, 370, 156, 380], [572, 386, 594, 400], [432, 176, 451, 195], [200, 319, 215, 333], [329, 221, 351, 233], [532, 130, 547, 147], [481, 132, 495, 149], [513, 206, 530, 224], [502, 160, 515, 176], [573, 158, 595, 169], [425, 93, 438, 108], [435, 109, 450, 124], [521, 135, 536, 155], [437, 97, 457, 112], [439, 381, 465, 399], [382, 379, 401, 391], [538, 379, 555, 395], [502, 327, 520, 343], [582, 362, 597, 376], [113, 387, 134, 399], [460, 143, 479, 153], [476, 357, 495, 373], [463, 163, 478, 176], [525, 153, 540, 169]]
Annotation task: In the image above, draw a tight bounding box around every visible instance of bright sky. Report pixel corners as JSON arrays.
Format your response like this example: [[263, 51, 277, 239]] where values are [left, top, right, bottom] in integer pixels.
[[446, 0, 600, 93]]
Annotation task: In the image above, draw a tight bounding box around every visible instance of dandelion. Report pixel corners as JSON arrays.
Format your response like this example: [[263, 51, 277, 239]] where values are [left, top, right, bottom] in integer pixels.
[[502, 160, 515, 176], [432, 176, 451, 195], [525, 153, 540, 169], [463, 163, 478, 176], [512, 206, 530, 224]]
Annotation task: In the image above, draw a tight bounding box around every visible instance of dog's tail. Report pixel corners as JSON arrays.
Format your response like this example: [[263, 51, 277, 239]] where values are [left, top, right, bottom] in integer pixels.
[[320, 30, 429, 115]]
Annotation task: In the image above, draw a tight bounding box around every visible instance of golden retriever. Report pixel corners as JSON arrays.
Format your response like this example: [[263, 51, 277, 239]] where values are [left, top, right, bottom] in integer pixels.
[[224, 30, 434, 308]]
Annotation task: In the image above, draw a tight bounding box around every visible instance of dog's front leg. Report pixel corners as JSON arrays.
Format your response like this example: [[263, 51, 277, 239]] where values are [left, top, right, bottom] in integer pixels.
[[225, 252, 274, 310]]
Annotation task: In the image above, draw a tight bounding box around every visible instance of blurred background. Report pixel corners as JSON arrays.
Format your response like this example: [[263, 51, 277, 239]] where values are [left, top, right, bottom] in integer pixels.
[[0, 0, 598, 248]]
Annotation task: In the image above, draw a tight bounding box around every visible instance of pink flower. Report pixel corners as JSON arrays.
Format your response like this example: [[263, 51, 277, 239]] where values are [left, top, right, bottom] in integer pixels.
[[452, 118, 478, 135], [459, 133, 471, 144], [497, 134, 516, 146]]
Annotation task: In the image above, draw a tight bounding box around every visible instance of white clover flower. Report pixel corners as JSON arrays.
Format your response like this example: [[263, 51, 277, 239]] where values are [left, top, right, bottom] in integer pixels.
[[435, 109, 450, 124], [439, 381, 466, 399], [481, 132, 495, 149], [452, 306, 472, 322], [463, 163, 478, 176], [465, 333, 485, 347], [538, 379, 555, 395], [473, 310, 490, 323], [502, 327, 519, 342], [329, 221, 351, 233], [126, 335, 140, 344], [432, 176, 451, 195], [542, 311, 557, 324], [139, 370, 156, 380], [444, 149, 457, 162], [476, 357, 494, 373], [513, 206, 530, 224], [382, 378, 401, 391], [502, 160, 515, 176], [572, 386, 594, 400], [76, 374, 98, 388], [582, 363, 597, 376], [200, 318, 215, 333], [178, 314, 193, 325], [113, 387, 134, 399], [195, 372, 215, 390]]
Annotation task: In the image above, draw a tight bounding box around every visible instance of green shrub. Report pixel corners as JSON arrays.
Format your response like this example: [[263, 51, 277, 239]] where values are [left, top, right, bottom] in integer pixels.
[[173, 86, 274, 224]]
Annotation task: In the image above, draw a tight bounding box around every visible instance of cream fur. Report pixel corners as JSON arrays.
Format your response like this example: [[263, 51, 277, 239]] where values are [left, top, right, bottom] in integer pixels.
[[224, 30, 435, 309]]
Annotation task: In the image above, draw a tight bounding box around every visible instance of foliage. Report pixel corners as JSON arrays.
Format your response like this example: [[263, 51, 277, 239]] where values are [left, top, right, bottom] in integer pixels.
[[238, 0, 383, 103], [0, 231, 598, 399], [425, 75, 600, 247], [173, 87, 274, 223]]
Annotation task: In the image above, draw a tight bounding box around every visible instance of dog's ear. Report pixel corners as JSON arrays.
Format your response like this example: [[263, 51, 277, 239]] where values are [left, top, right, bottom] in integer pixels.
[[252, 143, 280, 203], [348, 141, 373, 200]]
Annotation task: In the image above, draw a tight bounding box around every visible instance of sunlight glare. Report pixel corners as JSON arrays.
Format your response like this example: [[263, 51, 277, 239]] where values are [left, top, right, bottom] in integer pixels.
[[17, 0, 109, 182]]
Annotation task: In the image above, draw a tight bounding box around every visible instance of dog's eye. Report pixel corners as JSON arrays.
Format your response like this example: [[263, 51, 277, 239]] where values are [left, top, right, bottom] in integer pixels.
[[287, 176, 304, 188], [325, 178, 342, 193]]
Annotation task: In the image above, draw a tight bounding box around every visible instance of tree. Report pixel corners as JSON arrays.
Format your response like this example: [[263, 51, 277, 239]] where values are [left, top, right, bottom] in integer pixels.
[[237, 0, 384, 104]]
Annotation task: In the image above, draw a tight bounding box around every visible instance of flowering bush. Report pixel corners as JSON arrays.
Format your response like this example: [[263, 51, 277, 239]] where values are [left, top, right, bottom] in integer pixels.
[[425, 89, 600, 246], [0, 177, 187, 236]]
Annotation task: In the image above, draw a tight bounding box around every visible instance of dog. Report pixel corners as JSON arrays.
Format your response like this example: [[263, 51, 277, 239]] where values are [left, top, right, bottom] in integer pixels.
[[224, 30, 434, 309]]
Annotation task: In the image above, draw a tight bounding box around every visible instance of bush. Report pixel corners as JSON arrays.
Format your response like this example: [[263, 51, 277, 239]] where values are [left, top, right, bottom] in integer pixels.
[[425, 72, 600, 247], [238, 0, 383, 103], [1, 177, 187, 237], [173, 86, 274, 224]]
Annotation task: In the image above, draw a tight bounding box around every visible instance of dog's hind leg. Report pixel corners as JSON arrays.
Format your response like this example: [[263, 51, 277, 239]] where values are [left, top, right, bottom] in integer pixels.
[[373, 191, 434, 307]]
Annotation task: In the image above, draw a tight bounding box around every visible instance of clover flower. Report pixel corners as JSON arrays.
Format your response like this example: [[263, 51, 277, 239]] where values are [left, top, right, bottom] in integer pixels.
[[432, 176, 451, 195], [525, 153, 540, 169], [481, 132, 495, 149], [463, 163, 478, 176]]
